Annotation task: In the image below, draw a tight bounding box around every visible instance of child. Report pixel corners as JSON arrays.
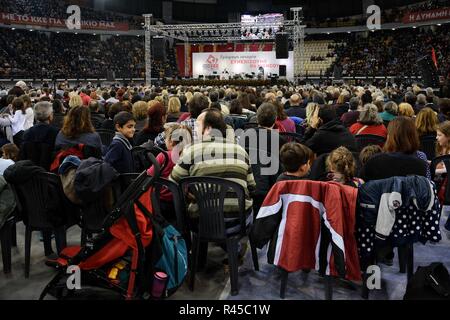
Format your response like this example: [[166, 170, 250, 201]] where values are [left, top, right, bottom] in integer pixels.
[[359, 144, 383, 168], [147, 124, 192, 222], [277, 142, 314, 182], [0, 143, 19, 175], [104, 111, 136, 174], [8, 97, 27, 146], [326, 146, 363, 187]]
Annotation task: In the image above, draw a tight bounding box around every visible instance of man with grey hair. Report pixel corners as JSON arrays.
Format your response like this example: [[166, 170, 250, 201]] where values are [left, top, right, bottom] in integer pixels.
[[286, 94, 306, 119], [415, 93, 427, 113], [340, 96, 361, 128], [20, 101, 59, 168]]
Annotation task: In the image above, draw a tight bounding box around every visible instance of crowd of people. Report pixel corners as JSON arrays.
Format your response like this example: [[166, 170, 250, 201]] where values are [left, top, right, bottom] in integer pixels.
[[0, 0, 144, 28], [0, 28, 182, 80], [328, 24, 450, 79], [0, 78, 449, 297], [304, 0, 449, 28]]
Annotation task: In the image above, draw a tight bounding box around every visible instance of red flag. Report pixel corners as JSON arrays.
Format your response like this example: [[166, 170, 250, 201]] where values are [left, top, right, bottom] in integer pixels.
[[431, 47, 438, 69]]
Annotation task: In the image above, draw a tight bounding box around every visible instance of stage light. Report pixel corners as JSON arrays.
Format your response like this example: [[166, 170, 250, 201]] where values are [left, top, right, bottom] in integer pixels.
[[413, 26, 417, 29], [347, 31, 351, 34], [437, 23, 442, 26], [392, 28, 396, 31], [11, 27, 15, 30], [29, 29, 33, 32]]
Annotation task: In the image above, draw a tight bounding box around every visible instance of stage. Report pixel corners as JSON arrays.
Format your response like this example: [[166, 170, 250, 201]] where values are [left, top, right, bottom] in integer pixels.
[[163, 78, 291, 86]]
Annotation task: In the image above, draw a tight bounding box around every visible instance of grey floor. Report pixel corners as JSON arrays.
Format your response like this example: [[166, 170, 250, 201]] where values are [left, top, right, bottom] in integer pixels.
[[1, 212, 450, 300]]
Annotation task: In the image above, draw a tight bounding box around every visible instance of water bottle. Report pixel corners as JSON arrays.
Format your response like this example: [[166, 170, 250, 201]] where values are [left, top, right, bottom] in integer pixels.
[[151, 271, 168, 298]]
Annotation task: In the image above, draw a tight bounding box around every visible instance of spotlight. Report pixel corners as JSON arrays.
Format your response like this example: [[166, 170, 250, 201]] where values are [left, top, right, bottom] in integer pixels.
[[413, 26, 417, 29], [437, 23, 442, 26], [392, 28, 396, 31], [11, 27, 15, 30]]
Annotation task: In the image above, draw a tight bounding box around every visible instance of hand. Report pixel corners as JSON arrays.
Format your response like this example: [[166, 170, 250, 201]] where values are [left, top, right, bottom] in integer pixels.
[[310, 115, 321, 129]]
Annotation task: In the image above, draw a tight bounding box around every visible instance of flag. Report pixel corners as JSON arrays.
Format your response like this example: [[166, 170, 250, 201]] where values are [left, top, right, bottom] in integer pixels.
[[431, 47, 438, 69]]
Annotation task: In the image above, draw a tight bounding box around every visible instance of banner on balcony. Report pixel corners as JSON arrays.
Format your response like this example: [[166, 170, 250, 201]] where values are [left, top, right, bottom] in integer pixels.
[[403, 7, 450, 23], [0, 12, 129, 31], [192, 51, 293, 81]]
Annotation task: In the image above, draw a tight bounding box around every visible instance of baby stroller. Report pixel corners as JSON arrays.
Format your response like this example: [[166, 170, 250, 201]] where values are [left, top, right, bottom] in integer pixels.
[[39, 150, 183, 300]]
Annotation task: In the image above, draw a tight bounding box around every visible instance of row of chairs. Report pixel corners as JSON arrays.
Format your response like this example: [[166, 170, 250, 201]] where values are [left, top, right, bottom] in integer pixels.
[[0, 169, 259, 297]]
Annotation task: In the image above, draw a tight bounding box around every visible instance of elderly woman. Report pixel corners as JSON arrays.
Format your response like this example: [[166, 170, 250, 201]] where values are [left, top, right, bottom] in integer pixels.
[[350, 103, 387, 138], [132, 101, 148, 131], [379, 101, 398, 124]]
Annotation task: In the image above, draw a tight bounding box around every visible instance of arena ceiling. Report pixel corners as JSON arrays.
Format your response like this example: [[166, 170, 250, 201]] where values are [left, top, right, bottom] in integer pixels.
[[97, 0, 435, 22]]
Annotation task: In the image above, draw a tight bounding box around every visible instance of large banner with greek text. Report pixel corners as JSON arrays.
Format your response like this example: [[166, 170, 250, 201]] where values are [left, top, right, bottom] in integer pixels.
[[0, 12, 129, 31], [402, 7, 450, 24], [192, 51, 294, 81]]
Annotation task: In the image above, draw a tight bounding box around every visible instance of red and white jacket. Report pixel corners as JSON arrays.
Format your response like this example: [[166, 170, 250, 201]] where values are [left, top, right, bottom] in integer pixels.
[[250, 180, 361, 281]]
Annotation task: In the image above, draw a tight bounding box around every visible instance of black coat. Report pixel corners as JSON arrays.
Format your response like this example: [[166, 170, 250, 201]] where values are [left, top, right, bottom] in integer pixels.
[[303, 119, 357, 156], [74, 157, 119, 204]]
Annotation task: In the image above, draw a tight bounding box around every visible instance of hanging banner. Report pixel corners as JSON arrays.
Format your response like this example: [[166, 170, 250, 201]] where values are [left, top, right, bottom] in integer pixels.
[[0, 12, 129, 31], [403, 7, 450, 24]]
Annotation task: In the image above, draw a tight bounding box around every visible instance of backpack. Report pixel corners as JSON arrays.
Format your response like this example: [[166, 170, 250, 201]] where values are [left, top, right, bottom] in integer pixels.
[[135, 201, 188, 298], [404, 262, 450, 300]]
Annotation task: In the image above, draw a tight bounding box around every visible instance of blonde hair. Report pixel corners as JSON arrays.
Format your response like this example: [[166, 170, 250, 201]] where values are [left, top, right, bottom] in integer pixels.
[[416, 107, 438, 136], [69, 95, 83, 109], [326, 146, 356, 182], [165, 124, 192, 155], [168, 97, 181, 114], [132, 101, 149, 121], [398, 103, 415, 117], [306, 102, 319, 126], [185, 91, 194, 104]]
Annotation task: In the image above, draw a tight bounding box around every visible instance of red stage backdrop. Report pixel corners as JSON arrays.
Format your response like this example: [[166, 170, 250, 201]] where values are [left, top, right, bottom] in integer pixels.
[[176, 43, 275, 77]]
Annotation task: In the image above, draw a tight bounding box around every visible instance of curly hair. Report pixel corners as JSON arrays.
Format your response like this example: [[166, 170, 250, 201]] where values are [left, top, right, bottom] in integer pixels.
[[326, 146, 356, 182]]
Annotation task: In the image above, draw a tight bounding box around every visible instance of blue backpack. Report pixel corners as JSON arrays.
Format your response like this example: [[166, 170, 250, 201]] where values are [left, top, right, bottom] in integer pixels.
[[154, 223, 188, 292], [135, 200, 188, 297]]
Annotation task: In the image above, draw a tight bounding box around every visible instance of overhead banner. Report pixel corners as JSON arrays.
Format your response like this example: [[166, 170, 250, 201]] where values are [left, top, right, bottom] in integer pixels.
[[403, 7, 450, 24], [192, 51, 294, 81], [0, 12, 129, 31]]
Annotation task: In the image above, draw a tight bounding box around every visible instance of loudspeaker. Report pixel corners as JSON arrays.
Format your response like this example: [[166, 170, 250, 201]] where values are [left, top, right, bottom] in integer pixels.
[[153, 37, 166, 61], [417, 55, 439, 88], [279, 65, 286, 77], [275, 33, 289, 59]]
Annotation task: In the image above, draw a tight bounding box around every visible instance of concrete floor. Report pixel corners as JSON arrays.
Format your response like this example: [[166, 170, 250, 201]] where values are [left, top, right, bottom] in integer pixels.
[[1, 212, 450, 300]]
